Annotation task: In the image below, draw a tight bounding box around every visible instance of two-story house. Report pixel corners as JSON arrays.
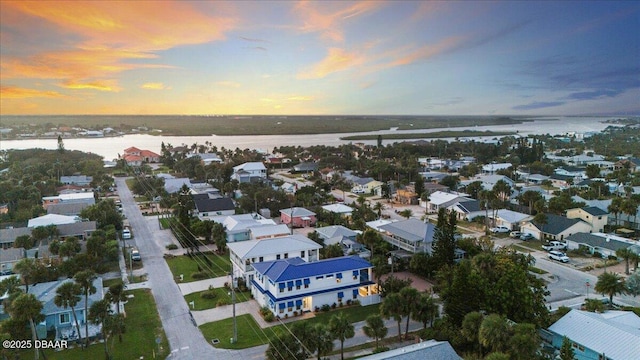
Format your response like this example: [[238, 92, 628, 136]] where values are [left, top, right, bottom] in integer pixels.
[[231, 162, 267, 183], [42, 192, 95, 211], [378, 218, 436, 253], [565, 206, 608, 233], [280, 207, 317, 228], [251, 256, 379, 317], [192, 194, 235, 220], [228, 235, 321, 283]]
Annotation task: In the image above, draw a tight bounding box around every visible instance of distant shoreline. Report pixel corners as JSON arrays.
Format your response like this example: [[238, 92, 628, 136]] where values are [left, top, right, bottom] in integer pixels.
[[0, 115, 534, 137], [340, 130, 516, 141]]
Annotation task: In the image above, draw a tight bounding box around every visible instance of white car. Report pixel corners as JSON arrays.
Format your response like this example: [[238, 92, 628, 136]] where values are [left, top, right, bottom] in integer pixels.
[[542, 241, 567, 252], [490, 226, 510, 233], [548, 251, 570, 263]]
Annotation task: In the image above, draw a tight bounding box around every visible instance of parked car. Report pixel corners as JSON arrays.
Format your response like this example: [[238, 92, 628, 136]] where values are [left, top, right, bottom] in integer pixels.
[[490, 226, 510, 233], [549, 250, 570, 263], [510, 231, 522, 238], [122, 228, 132, 240], [542, 241, 567, 252], [130, 248, 141, 261], [520, 233, 534, 241]]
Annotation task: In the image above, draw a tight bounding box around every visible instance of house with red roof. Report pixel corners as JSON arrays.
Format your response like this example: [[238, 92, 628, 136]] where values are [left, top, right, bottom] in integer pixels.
[[122, 147, 160, 165]]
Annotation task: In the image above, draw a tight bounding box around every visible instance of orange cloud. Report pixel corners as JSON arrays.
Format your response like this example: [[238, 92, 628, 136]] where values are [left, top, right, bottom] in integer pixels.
[[293, 1, 383, 42], [141, 82, 170, 90], [1, 1, 236, 91], [298, 48, 364, 79], [0, 86, 65, 99], [60, 79, 121, 92]]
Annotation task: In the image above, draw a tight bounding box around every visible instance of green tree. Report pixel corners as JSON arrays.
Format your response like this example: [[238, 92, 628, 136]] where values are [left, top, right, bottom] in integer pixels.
[[399, 287, 420, 338], [519, 190, 543, 215], [398, 209, 413, 219], [315, 323, 334, 360], [465, 181, 483, 200], [414, 175, 424, 198], [583, 298, 605, 313], [380, 292, 403, 340], [533, 212, 548, 240], [432, 208, 457, 268], [478, 314, 511, 353], [80, 199, 123, 230], [627, 271, 640, 297], [105, 313, 126, 346], [595, 271, 627, 305], [54, 281, 84, 347], [329, 313, 355, 360], [10, 293, 44, 360], [13, 258, 36, 293], [509, 323, 539, 360], [461, 311, 483, 354], [412, 293, 438, 329], [88, 299, 113, 360], [75, 270, 97, 348], [616, 248, 634, 275], [608, 196, 624, 226], [265, 333, 305, 360], [211, 222, 227, 253], [559, 336, 575, 360], [585, 164, 601, 179], [379, 276, 412, 297], [321, 243, 344, 259], [363, 314, 387, 350]]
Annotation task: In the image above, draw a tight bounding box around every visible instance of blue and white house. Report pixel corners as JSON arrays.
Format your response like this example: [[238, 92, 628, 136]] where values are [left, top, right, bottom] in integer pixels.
[[251, 256, 380, 317]]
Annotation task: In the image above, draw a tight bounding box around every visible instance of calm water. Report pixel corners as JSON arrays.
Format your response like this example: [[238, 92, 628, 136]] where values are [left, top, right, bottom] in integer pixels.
[[0, 116, 620, 161]]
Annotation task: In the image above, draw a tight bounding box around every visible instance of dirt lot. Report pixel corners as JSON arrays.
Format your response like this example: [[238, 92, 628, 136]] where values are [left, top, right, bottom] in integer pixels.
[[380, 271, 435, 293]]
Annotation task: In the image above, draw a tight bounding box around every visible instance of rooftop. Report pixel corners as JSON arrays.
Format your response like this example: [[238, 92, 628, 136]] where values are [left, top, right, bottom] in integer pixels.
[[378, 219, 435, 243], [228, 234, 321, 259], [253, 255, 372, 282]]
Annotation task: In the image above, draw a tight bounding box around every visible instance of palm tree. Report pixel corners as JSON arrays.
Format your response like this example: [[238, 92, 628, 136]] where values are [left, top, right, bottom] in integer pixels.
[[373, 202, 385, 219], [533, 212, 548, 241], [595, 271, 627, 306], [13, 258, 36, 293], [399, 209, 413, 219], [399, 287, 420, 338], [363, 314, 387, 350], [88, 299, 113, 360], [329, 313, 355, 360], [108, 281, 127, 316], [412, 293, 438, 329], [314, 323, 333, 360], [74, 270, 97, 347], [478, 314, 511, 353], [10, 293, 44, 360], [621, 198, 638, 228], [381, 292, 403, 340], [616, 248, 634, 275], [627, 271, 640, 297], [54, 281, 84, 346], [608, 197, 623, 226]]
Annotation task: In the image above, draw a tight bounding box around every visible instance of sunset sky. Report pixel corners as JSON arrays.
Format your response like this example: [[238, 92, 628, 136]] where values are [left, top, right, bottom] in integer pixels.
[[1, 1, 638, 116]]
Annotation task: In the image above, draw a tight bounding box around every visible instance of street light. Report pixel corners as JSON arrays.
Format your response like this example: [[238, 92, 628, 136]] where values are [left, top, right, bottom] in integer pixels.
[[229, 264, 237, 344], [603, 236, 611, 273]]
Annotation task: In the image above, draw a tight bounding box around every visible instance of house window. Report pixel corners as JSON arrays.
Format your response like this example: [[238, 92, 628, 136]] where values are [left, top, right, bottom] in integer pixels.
[[326, 274, 334, 279], [259, 257, 264, 262], [59, 313, 70, 324], [304, 278, 310, 288], [251, 258, 255, 263], [276, 254, 281, 260], [284, 253, 288, 259], [300, 251, 305, 258], [316, 276, 324, 280]]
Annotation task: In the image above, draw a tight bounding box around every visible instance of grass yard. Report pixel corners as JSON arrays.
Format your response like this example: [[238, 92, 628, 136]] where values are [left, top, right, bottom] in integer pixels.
[[44, 289, 168, 360], [517, 241, 543, 251], [166, 252, 231, 282], [184, 288, 251, 311], [509, 244, 534, 254], [201, 303, 380, 349], [200, 314, 285, 349]]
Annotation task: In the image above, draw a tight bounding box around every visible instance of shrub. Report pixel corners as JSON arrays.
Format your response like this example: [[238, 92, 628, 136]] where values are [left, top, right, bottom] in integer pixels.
[[201, 291, 217, 300], [346, 299, 352, 306], [331, 302, 337, 309], [216, 299, 230, 307], [314, 306, 320, 313], [321, 304, 331, 312], [293, 311, 299, 317], [166, 244, 178, 250], [259, 306, 271, 316], [191, 271, 209, 280], [284, 313, 288, 319], [264, 312, 274, 322]]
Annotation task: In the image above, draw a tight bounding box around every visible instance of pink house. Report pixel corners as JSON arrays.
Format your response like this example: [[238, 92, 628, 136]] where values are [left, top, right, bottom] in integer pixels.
[[280, 207, 317, 228]]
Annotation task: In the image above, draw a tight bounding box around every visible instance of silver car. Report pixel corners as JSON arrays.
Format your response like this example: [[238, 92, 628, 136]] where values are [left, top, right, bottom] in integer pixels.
[[549, 250, 569, 263]]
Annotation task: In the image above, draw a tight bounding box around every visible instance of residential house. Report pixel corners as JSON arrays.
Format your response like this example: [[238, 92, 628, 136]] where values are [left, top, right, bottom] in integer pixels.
[[0, 248, 24, 275], [228, 235, 321, 283], [192, 194, 235, 220], [210, 213, 277, 243], [358, 340, 461, 360], [425, 191, 470, 213], [250, 224, 291, 240], [520, 173, 549, 185], [614, 157, 640, 172], [461, 174, 515, 191], [366, 219, 396, 233], [31, 277, 104, 340], [0, 221, 96, 249], [554, 166, 587, 179], [28, 214, 79, 228], [280, 207, 316, 228], [364, 180, 384, 196], [42, 192, 95, 211], [395, 189, 418, 205], [122, 147, 160, 165], [520, 214, 592, 241], [60, 175, 93, 186], [422, 183, 450, 196], [566, 206, 608, 233], [565, 233, 638, 259], [231, 162, 267, 183], [451, 200, 486, 221], [163, 177, 192, 194], [547, 309, 640, 360], [420, 172, 449, 183], [292, 162, 319, 173], [481, 162, 512, 174], [378, 219, 436, 253], [549, 174, 577, 189], [251, 256, 379, 317], [186, 153, 222, 166], [322, 204, 354, 218], [46, 202, 91, 216], [489, 209, 532, 231], [315, 225, 367, 256]]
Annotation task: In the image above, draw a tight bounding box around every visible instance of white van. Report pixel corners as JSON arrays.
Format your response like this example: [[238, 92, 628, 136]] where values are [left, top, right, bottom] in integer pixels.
[[122, 228, 131, 240]]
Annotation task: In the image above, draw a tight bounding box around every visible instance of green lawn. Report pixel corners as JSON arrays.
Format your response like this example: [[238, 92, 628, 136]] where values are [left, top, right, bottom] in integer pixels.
[[200, 304, 380, 349], [517, 241, 543, 251], [44, 289, 168, 360], [509, 244, 534, 254], [184, 288, 251, 311], [165, 252, 231, 282]]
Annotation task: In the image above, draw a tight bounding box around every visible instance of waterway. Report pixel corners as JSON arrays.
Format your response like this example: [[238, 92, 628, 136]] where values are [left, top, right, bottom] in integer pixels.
[[0, 116, 620, 161]]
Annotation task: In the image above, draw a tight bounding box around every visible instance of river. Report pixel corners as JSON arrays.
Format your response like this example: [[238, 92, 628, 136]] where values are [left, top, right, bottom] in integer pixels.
[[0, 116, 620, 161]]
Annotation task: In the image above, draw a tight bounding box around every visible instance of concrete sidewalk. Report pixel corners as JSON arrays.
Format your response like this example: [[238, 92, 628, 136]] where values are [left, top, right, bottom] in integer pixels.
[[178, 276, 229, 295]]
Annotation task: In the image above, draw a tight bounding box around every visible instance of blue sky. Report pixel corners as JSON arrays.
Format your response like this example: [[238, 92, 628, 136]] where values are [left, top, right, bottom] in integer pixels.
[[1, 1, 638, 115]]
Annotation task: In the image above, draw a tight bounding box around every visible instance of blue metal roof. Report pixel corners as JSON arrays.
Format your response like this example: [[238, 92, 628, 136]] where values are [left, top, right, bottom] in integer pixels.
[[253, 255, 372, 282]]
